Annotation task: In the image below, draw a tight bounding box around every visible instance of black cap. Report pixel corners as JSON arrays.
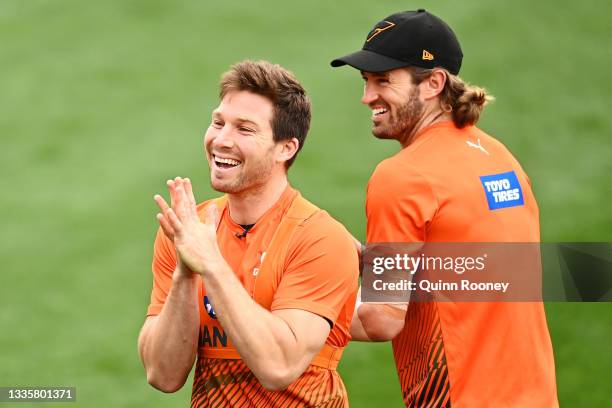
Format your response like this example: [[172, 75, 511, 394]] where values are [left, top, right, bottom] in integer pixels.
[[331, 9, 463, 75]]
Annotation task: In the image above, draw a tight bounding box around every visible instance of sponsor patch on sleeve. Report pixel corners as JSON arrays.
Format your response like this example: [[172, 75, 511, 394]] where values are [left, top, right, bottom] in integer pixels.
[[479, 171, 524, 210]]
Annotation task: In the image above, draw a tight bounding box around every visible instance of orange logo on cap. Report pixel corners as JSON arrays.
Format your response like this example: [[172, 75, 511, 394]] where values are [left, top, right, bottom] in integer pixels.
[[422, 50, 434, 61], [366, 21, 396, 42]]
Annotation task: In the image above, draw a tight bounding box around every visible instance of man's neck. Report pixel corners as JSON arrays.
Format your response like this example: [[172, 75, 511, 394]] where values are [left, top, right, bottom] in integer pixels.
[[226, 173, 289, 225], [401, 109, 453, 148]]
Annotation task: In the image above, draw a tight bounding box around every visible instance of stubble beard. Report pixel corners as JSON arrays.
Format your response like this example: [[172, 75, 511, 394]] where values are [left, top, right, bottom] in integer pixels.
[[210, 146, 276, 195], [372, 87, 424, 143]]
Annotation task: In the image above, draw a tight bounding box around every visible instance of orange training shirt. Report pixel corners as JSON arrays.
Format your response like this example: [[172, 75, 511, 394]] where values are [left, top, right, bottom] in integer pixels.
[[148, 186, 358, 407], [366, 121, 558, 407]]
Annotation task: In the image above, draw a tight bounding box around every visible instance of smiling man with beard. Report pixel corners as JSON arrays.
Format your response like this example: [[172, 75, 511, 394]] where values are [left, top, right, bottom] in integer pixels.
[[138, 60, 358, 407], [332, 9, 558, 408]]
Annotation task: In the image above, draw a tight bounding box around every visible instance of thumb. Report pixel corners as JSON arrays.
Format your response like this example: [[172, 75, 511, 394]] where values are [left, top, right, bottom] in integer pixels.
[[205, 203, 221, 230]]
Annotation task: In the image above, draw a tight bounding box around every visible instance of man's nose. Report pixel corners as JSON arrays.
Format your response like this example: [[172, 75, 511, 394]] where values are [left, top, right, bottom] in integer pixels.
[[361, 83, 378, 105], [212, 126, 235, 149]]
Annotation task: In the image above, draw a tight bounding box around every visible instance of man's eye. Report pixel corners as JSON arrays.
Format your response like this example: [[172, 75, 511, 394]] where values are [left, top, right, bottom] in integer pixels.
[[239, 127, 254, 133], [378, 79, 389, 85], [212, 121, 223, 128]]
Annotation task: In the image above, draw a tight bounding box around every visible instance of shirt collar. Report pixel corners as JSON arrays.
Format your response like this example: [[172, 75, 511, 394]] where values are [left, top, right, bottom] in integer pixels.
[[221, 184, 297, 235]]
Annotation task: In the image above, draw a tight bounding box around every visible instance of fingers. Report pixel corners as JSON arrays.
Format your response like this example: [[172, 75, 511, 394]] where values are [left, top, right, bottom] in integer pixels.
[[154, 194, 170, 213], [156, 212, 175, 240], [155, 194, 179, 239], [167, 179, 178, 209], [167, 177, 190, 220], [205, 203, 220, 229], [164, 207, 184, 238], [183, 178, 199, 220], [168, 178, 181, 213], [183, 178, 197, 208], [158, 177, 200, 235], [174, 178, 188, 219]]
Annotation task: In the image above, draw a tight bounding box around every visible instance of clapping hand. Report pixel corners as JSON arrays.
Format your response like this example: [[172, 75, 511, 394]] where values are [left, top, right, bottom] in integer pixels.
[[154, 177, 221, 276]]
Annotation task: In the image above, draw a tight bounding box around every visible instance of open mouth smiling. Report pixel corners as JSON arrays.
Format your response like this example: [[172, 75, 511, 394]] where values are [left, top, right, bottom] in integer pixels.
[[372, 106, 389, 120], [213, 155, 242, 169]]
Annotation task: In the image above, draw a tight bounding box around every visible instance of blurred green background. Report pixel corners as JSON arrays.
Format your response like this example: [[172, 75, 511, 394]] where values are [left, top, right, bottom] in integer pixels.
[[1, 0, 610, 406]]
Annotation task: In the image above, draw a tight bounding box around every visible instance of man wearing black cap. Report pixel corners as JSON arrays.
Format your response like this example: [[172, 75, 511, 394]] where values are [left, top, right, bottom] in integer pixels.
[[332, 9, 559, 407]]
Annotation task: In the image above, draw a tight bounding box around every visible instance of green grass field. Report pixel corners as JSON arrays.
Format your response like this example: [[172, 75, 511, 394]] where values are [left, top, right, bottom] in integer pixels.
[[1, 0, 611, 406]]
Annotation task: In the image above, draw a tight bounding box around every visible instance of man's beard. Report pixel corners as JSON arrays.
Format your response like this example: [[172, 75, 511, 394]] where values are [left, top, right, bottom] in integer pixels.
[[372, 87, 424, 143], [210, 146, 276, 195]]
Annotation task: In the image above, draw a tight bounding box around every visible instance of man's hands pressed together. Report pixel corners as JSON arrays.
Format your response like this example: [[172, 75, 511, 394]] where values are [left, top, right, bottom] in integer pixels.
[[154, 177, 222, 277]]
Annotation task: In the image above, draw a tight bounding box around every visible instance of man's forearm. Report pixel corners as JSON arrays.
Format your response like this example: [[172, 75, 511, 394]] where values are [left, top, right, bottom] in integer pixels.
[[139, 270, 200, 392], [202, 260, 317, 390]]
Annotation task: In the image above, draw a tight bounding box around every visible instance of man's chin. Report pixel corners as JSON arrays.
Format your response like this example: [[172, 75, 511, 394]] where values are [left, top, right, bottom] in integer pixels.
[[372, 127, 397, 140], [210, 180, 236, 194]]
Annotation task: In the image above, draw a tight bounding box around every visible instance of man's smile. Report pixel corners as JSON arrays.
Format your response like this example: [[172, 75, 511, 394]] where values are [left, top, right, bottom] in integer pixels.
[[371, 106, 389, 122], [213, 154, 242, 171]]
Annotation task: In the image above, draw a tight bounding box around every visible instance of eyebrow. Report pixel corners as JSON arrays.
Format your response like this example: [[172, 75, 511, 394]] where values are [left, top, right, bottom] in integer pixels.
[[211, 111, 260, 129], [236, 118, 260, 130]]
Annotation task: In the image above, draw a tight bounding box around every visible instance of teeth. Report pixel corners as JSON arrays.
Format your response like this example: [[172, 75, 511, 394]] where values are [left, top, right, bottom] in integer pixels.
[[214, 156, 241, 166], [373, 108, 388, 116]]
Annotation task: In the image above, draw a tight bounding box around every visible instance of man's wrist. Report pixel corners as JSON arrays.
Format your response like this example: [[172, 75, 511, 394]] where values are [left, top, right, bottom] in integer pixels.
[[172, 264, 198, 284], [198, 254, 230, 279]]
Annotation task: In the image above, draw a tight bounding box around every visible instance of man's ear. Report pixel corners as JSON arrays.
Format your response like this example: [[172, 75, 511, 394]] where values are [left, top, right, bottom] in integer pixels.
[[419, 69, 447, 100], [277, 137, 300, 164]]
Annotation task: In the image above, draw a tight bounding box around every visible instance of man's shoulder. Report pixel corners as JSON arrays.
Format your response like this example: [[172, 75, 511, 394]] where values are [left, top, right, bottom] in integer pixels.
[[372, 152, 409, 178], [369, 154, 432, 195], [301, 206, 350, 238], [284, 205, 358, 276], [196, 196, 226, 210], [194, 196, 227, 220], [287, 200, 354, 249]]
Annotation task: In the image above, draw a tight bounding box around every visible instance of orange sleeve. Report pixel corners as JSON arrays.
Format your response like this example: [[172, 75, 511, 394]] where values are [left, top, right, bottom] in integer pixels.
[[366, 160, 438, 243], [147, 227, 177, 316], [270, 213, 359, 326]]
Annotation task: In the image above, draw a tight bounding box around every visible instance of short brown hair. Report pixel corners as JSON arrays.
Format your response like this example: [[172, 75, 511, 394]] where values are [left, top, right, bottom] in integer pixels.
[[219, 60, 311, 169], [410, 67, 494, 128]]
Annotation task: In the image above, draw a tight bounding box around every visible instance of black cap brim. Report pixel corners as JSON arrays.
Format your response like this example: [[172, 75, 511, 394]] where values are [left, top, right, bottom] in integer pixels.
[[330, 49, 411, 72]]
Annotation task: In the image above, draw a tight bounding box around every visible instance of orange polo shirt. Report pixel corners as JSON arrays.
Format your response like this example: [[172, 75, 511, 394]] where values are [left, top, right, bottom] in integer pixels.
[[366, 121, 558, 407], [148, 186, 358, 407]]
